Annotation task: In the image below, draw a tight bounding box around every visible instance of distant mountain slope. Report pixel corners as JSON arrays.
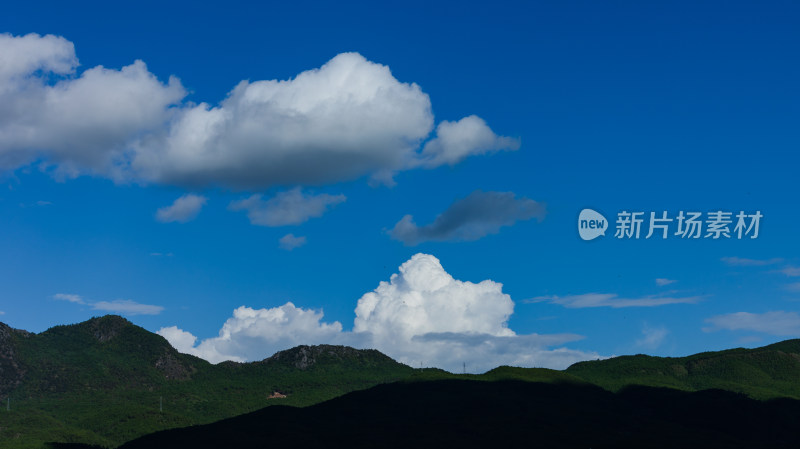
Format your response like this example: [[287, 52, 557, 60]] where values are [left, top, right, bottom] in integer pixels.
[[118, 379, 800, 449], [0, 322, 30, 396], [13, 315, 203, 394], [566, 339, 800, 399], [261, 344, 400, 371], [401, 364, 588, 385], [0, 316, 414, 449]]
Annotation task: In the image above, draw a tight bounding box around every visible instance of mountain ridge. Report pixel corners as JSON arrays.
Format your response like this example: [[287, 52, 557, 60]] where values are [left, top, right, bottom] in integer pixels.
[[566, 338, 800, 399], [0, 316, 414, 449], [3, 315, 800, 448]]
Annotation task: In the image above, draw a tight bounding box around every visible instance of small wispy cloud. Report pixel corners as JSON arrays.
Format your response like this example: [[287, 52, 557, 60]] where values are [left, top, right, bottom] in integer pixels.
[[156, 194, 207, 223], [721, 257, 783, 267], [279, 234, 307, 251], [92, 300, 164, 316], [533, 293, 702, 309], [149, 252, 174, 257], [53, 293, 86, 304], [230, 188, 345, 227], [786, 283, 800, 293], [655, 278, 677, 287], [704, 311, 800, 336], [54, 293, 163, 316], [635, 324, 669, 350], [737, 335, 764, 344], [778, 266, 800, 277], [19, 200, 53, 208]]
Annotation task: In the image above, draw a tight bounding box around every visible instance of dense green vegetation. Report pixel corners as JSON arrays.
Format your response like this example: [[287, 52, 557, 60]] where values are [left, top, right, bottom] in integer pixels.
[[0, 316, 413, 448], [2, 315, 800, 448], [566, 339, 800, 400]]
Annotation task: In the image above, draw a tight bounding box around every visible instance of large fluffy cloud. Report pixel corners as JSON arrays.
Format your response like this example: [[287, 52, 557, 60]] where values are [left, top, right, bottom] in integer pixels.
[[132, 52, 433, 188], [159, 254, 601, 372], [389, 190, 546, 245], [0, 34, 185, 178], [351, 254, 591, 370], [0, 33, 76, 80], [0, 33, 516, 189], [354, 253, 515, 339]]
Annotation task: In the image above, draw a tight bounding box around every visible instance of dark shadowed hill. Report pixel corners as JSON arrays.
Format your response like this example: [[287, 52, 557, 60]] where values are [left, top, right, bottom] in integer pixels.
[[118, 379, 800, 449]]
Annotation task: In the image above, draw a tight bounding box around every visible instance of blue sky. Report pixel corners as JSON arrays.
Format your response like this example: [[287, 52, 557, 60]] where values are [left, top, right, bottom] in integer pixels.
[[1, 0, 799, 372]]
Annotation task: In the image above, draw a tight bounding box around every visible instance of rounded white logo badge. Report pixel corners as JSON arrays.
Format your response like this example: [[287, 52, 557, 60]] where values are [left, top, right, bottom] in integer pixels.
[[578, 209, 607, 241]]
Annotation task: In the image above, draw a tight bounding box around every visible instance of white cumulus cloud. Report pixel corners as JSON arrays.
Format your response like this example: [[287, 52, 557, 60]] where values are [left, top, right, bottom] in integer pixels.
[[0, 33, 76, 80], [0, 34, 515, 189], [160, 254, 601, 372], [655, 278, 677, 286], [159, 303, 343, 364], [352, 254, 591, 370], [229, 188, 345, 226], [0, 34, 185, 178], [354, 253, 515, 339], [133, 52, 434, 188], [419, 115, 519, 167], [157, 326, 198, 353], [156, 194, 207, 223]]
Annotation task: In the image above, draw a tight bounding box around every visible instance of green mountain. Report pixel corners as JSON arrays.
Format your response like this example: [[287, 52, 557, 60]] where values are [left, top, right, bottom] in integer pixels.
[[566, 339, 800, 400], [0, 316, 413, 449], [3, 315, 800, 448]]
